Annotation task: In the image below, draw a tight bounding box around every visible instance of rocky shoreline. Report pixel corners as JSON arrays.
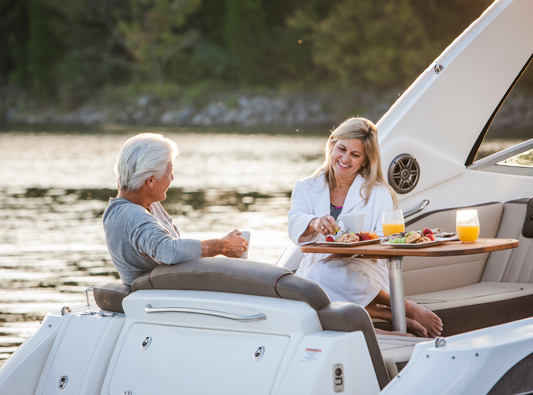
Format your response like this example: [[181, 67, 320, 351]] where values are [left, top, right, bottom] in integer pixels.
[[1, 88, 533, 131]]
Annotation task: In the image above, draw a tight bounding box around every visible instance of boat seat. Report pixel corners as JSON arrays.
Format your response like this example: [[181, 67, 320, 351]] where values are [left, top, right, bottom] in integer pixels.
[[93, 280, 131, 314], [95, 257, 391, 388], [400, 198, 533, 336], [131, 257, 330, 309]]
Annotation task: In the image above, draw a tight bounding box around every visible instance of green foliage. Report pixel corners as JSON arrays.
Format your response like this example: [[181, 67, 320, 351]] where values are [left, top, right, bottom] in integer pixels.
[[2, 0, 528, 102], [290, 0, 432, 89], [117, 0, 202, 84], [27, 0, 65, 95], [224, 0, 269, 84]]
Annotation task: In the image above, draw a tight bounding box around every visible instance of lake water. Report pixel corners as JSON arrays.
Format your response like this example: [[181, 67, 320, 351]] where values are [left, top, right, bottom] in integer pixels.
[[0, 125, 521, 365]]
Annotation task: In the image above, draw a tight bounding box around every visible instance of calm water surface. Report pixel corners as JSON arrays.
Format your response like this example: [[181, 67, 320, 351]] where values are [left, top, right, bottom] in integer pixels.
[[0, 126, 329, 364], [0, 126, 518, 364]]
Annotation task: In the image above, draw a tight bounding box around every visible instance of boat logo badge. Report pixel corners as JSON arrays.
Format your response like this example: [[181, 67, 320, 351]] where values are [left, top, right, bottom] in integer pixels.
[[253, 346, 265, 361], [141, 336, 152, 350], [58, 375, 68, 389]]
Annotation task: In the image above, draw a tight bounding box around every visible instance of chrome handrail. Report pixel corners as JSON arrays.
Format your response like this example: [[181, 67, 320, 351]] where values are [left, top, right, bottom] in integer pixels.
[[144, 304, 266, 322], [404, 199, 429, 219]]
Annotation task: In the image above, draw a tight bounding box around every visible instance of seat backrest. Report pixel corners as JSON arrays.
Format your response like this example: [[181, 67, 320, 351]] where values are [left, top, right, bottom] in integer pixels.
[[93, 281, 132, 314], [276, 242, 305, 271], [96, 258, 390, 388], [132, 257, 331, 310], [482, 199, 533, 283], [402, 202, 503, 295]]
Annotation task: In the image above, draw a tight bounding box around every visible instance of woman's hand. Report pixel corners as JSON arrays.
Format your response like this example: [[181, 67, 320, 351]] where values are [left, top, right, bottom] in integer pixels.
[[310, 215, 340, 236]]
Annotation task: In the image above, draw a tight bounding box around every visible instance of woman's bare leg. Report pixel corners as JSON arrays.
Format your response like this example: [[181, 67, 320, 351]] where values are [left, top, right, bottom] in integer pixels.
[[366, 304, 428, 337], [369, 290, 443, 337]]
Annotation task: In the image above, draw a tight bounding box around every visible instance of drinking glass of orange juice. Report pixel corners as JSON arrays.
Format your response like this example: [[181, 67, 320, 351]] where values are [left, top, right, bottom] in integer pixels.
[[382, 209, 405, 236], [456, 209, 480, 243]]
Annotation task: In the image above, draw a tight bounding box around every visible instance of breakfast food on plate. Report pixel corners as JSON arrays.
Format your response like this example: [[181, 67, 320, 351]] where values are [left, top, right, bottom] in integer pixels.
[[325, 230, 379, 243], [388, 229, 436, 244], [335, 233, 360, 243], [405, 232, 421, 244]]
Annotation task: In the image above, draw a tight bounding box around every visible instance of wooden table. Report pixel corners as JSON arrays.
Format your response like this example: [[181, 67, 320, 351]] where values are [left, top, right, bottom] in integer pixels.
[[301, 238, 519, 333]]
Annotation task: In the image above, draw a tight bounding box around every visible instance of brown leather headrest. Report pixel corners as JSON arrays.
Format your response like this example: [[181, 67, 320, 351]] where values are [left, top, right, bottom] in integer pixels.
[[93, 280, 132, 313], [132, 257, 331, 311]]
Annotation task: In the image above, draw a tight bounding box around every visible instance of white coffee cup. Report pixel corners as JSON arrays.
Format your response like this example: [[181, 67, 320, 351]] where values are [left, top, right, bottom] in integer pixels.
[[240, 231, 251, 259], [341, 213, 364, 233]]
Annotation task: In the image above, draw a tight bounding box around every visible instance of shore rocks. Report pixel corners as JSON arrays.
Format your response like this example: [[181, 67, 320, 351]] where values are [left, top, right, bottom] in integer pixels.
[[2, 88, 533, 132], [0, 89, 397, 128]]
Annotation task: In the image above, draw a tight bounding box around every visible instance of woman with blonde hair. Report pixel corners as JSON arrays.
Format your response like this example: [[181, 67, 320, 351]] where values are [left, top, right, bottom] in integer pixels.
[[288, 118, 442, 337]]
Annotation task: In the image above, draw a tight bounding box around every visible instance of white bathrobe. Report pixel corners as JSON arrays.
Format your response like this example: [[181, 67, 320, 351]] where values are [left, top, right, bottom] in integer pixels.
[[288, 173, 393, 307]]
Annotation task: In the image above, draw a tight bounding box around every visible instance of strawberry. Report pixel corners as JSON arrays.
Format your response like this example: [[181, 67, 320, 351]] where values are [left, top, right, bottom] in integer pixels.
[[359, 234, 371, 241], [423, 228, 433, 236], [426, 233, 435, 241], [326, 236, 335, 242]]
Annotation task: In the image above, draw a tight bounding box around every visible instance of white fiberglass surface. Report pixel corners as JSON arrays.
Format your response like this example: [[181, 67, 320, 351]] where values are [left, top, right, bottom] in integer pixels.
[[109, 323, 290, 395], [378, 0, 533, 196]]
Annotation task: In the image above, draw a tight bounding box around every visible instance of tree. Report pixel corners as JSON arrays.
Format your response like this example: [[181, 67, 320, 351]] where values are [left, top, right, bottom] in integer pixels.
[[224, 0, 268, 84], [290, 0, 432, 89], [117, 0, 201, 84], [27, 0, 65, 95]]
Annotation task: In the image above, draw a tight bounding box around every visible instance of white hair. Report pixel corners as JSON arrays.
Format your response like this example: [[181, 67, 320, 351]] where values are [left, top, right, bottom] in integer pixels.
[[115, 133, 179, 192]]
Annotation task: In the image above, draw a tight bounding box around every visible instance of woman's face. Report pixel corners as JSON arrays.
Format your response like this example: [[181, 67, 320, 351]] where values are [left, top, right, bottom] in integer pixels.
[[331, 139, 367, 181]]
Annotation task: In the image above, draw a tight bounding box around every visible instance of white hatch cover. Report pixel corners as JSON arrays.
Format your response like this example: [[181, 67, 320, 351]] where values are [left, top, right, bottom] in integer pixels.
[[109, 323, 290, 395]]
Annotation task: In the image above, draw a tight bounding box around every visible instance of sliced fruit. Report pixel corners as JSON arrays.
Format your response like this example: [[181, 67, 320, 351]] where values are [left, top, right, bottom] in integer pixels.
[[359, 234, 371, 241], [423, 228, 433, 236], [326, 236, 335, 242], [362, 230, 379, 240], [426, 233, 435, 241]]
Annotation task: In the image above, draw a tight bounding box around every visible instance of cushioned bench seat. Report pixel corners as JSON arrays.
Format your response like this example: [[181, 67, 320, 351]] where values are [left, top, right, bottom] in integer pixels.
[[94, 257, 391, 389], [401, 198, 533, 336]]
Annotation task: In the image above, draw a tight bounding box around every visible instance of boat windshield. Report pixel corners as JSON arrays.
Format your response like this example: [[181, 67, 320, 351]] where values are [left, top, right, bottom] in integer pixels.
[[498, 148, 533, 168], [474, 58, 533, 162]]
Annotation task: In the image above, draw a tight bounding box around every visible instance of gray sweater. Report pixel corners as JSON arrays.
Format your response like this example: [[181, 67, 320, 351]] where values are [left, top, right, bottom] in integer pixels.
[[103, 198, 202, 285]]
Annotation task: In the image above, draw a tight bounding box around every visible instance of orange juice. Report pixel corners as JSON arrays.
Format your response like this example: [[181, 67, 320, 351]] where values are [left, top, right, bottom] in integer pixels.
[[457, 225, 480, 242], [382, 223, 405, 236]]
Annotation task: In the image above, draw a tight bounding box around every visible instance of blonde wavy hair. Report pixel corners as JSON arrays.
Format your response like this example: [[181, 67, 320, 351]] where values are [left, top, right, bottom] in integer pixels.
[[313, 117, 398, 207]]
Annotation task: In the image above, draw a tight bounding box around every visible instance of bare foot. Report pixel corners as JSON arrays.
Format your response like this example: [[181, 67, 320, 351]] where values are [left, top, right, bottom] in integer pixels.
[[375, 328, 415, 337], [406, 300, 442, 338], [406, 318, 427, 337]]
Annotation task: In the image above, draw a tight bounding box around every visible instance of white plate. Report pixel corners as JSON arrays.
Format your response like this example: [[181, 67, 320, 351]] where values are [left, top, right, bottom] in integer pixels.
[[380, 237, 448, 248], [314, 238, 381, 247]]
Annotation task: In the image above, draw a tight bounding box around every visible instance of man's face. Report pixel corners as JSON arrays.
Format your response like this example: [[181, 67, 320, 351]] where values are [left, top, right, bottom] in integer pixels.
[[151, 162, 174, 201]]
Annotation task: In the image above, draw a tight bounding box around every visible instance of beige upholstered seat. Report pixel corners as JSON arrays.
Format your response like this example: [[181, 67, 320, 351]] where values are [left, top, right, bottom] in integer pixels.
[[401, 198, 533, 336]]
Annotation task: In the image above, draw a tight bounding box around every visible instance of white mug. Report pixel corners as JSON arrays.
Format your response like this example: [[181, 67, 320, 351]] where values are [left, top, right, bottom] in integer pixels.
[[341, 213, 364, 233], [240, 231, 251, 259]]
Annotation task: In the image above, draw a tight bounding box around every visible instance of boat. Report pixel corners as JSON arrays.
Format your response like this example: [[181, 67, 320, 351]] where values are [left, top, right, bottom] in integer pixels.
[[1, 0, 532, 394]]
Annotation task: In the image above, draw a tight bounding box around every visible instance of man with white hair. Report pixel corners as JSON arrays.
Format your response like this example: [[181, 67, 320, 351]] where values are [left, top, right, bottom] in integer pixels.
[[103, 133, 248, 285]]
